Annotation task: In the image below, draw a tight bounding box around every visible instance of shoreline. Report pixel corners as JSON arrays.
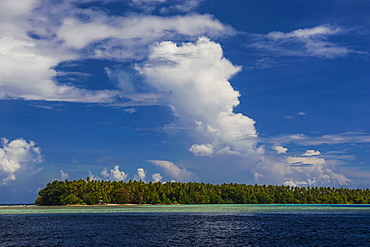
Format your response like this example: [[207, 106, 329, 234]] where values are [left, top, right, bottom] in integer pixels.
[[1, 204, 370, 215], [2, 203, 370, 208], [0, 203, 169, 208]]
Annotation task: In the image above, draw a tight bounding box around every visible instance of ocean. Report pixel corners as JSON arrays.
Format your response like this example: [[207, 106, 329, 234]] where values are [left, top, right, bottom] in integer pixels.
[[1, 204, 370, 246]]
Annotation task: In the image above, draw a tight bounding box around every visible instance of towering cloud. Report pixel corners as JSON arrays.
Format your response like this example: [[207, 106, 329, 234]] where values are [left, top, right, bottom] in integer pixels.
[[139, 37, 259, 156]]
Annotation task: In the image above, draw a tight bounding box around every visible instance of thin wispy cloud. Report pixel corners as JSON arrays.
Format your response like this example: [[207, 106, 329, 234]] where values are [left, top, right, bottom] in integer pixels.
[[284, 112, 306, 119], [249, 25, 352, 59], [268, 132, 370, 146], [129, 0, 205, 13]]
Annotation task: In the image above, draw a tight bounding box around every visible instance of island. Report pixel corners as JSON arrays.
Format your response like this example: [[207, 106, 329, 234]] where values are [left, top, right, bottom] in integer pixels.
[[35, 179, 370, 205]]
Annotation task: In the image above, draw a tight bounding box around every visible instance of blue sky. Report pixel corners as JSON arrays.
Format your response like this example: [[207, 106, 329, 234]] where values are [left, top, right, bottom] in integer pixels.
[[1, 0, 370, 203]]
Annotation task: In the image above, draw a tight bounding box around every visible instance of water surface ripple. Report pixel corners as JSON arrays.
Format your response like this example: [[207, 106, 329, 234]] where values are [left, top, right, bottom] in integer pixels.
[[0, 204, 369, 246]]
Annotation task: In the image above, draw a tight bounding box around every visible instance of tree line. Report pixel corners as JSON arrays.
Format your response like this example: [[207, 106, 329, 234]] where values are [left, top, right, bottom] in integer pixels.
[[35, 178, 370, 205]]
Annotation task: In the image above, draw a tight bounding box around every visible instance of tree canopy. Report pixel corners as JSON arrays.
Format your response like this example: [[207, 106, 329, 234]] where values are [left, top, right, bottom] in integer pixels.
[[35, 179, 370, 205]]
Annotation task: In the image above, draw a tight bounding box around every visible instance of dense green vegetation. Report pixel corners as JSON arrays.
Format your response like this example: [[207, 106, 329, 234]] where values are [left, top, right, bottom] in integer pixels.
[[35, 179, 370, 205]]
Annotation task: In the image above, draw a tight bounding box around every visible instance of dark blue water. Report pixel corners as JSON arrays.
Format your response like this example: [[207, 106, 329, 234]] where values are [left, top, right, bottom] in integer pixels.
[[1, 212, 370, 246]]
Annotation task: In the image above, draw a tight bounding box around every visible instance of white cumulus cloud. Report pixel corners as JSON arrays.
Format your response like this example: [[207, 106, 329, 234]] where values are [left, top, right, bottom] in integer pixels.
[[272, 146, 288, 154], [134, 168, 146, 181], [254, 149, 351, 187], [148, 160, 192, 181], [101, 165, 128, 181], [189, 144, 214, 156], [0, 138, 42, 184], [59, 170, 70, 180], [152, 173, 163, 182]]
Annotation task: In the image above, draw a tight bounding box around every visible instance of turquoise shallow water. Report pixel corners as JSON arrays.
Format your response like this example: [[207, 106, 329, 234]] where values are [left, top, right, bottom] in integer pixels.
[[1, 204, 370, 215]]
